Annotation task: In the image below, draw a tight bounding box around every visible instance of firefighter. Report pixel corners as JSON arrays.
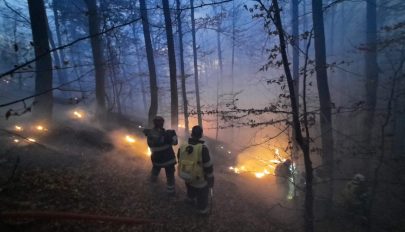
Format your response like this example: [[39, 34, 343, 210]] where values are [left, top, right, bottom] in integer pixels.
[[342, 173, 369, 217], [143, 116, 178, 195], [275, 159, 292, 200], [177, 125, 214, 215]]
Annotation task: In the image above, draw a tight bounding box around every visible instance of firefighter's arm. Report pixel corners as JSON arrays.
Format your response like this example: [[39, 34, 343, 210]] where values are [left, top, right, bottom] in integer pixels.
[[165, 130, 178, 145], [202, 145, 214, 187]]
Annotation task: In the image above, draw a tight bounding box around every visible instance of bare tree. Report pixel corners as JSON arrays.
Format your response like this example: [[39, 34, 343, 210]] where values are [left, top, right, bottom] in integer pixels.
[[311, 0, 334, 211], [162, 0, 179, 130], [84, 0, 106, 118], [364, 0, 378, 176], [139, 0, 158, 126], [176, 0, 189, 132], [190, 0, 203, 127], [28, 0, 53, 120]]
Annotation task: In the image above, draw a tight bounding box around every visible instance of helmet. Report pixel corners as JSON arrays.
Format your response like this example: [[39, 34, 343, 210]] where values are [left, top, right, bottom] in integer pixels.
[[352, 173, 365, 184], [153, 116, 164, 128], [191, 125, 203, 139]]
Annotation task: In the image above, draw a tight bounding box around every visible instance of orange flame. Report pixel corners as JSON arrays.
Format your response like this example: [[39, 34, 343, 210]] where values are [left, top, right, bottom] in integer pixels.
[[73, 111, 83, 118]]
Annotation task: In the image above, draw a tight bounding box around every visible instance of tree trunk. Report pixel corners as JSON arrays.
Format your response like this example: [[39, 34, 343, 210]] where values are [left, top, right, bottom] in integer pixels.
[[28, 0, 53, 121], [364, 0, 378, 176], [291, 0, 299, 91], [215, 11, 223, 140], [84, 0, 106, 118], [190, 0, 203, 127], [311, 0, 334, 218], [139, 0, 158, 127], [176, 0, 189, 133], [132, 27, 148, 114], [52, 0, 69, 87], [272, 1, 314, 231], [46, 22, 64, 87], [162, 0, 178, 130]]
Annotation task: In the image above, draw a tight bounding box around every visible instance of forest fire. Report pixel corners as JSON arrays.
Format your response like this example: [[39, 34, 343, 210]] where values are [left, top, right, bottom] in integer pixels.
[[228, 147, 288, 179]]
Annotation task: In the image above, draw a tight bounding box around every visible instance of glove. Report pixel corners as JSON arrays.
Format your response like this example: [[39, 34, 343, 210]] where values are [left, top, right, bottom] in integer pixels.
[[207, 176, 214, 188]]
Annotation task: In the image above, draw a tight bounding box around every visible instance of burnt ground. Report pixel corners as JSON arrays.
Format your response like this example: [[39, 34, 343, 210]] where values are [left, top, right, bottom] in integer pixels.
[[0, 120, 301, 232]]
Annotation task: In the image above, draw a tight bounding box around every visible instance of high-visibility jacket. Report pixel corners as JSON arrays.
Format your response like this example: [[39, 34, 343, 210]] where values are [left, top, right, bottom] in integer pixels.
[[177, 138, 214, 188]]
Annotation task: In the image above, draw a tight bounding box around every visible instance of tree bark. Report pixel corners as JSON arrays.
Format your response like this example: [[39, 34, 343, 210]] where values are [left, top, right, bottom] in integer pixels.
[[162, 0, 179, 130], [176, 0, 189, 133], [364, 0, 378, 176], [28, 0, 53, 121], [190, 0, 203, 127], [311, 0, 334, 219], [84, 0, 106, 118], [139, 0, 158, 127]]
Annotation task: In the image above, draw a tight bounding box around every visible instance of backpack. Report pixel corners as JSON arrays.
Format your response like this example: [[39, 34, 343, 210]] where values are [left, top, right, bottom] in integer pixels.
[[146, 129, 166, 148], [178, 143, 204, 182]]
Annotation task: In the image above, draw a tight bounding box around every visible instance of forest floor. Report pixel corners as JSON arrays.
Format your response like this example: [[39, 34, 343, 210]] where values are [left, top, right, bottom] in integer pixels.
[[0, 116, 301, 232]]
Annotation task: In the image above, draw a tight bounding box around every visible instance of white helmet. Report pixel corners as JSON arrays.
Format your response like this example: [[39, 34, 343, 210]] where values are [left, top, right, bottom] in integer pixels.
[[352, 173, 365, 184]]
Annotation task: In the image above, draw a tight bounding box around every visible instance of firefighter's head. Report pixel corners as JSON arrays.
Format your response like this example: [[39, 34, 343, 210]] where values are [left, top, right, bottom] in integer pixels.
[[153, 116, 164, 129], [191, 125, 203, 139]]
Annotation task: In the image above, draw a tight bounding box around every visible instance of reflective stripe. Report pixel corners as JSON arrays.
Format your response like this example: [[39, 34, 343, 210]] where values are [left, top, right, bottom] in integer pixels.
[[153, 158, 176, 167], [203, 160, 213, 167], [205, 173, 214, 178], [150, 145, 171, 152]]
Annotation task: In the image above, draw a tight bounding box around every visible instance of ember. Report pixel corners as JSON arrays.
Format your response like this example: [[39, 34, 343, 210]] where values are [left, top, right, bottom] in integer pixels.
[[36, 125, 47, 131], [73, 111, 83, 118]]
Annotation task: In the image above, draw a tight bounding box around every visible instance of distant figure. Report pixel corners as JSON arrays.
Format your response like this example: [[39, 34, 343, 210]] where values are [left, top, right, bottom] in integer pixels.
[[342, 173, 369, 217], [177, 126, 214, 215], [275, 159, 292, 200], [143, 116, 178, 195]]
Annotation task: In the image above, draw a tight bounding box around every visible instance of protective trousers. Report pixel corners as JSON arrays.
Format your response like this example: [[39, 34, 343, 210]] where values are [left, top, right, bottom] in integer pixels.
[[151, 164, 175, 194], [186, 183, 209, 213]]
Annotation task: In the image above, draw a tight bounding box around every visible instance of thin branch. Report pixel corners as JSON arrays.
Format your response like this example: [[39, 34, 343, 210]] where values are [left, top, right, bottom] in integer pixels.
[[0, 17, 142, 79]]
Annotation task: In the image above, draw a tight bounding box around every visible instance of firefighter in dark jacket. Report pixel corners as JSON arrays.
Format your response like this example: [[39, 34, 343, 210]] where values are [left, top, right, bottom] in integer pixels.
[[177, 126, 214, 215], [144, 116, 178, 195]]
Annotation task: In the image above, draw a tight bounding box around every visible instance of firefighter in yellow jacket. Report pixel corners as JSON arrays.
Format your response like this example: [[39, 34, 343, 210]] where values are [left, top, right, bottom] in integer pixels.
[[177, 126, 214, 215]]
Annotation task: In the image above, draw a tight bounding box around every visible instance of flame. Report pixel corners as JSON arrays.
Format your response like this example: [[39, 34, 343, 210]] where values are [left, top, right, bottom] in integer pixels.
[[146, 147, 151, 156], [15, 125, 23, 131], [178, 124, 185, 128], [73, 111, 83, 118], [27, 138, 36, 142], [36, 125, 45, 131], [14, 139, 19, 143], [255, 172, 265, 178], [125, 135, 136, 143]]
